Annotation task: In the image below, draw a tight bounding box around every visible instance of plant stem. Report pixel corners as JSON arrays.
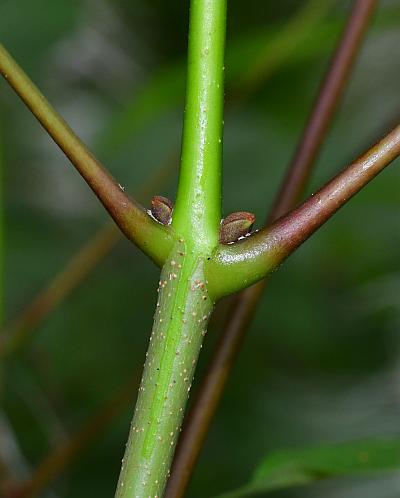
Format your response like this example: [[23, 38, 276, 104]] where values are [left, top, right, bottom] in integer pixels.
[[116, 244, 213, 497], [0, 44, 172, 266], [270, 0, 378, 220], [166, 3, 378, 494], [207, 123, 400, 298], [172, 0, 226, 251], [115, 1, 226, 496]]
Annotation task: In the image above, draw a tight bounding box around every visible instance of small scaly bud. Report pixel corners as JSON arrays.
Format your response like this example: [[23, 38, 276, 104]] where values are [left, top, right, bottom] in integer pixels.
[[219, 211, 255, 244], [151, 196, 174, 225]]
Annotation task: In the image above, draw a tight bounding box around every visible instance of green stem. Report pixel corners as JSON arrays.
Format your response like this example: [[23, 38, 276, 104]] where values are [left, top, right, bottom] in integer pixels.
[[173, 0, 226, 251], [115, 1, 226, 496], [116, 243, 213, 497]]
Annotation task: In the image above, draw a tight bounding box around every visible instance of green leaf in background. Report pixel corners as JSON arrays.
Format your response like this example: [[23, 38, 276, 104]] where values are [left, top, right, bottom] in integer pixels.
[[216, 439, 400, 498], [226, 3, 400, 97], [99, 1, 400, 160], [98, 0, 335, 159], [98, 62, 186, 154]]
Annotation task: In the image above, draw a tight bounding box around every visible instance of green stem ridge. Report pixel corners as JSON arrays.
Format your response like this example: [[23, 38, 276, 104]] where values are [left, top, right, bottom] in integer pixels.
[[115, 243, 213, 497], [0, 44, 172, 266], [206, 123, 400, 299], [172, 0, 227, 251]]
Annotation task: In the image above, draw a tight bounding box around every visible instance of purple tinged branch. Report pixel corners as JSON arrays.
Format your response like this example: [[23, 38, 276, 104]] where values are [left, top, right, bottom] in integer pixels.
[[208, 124, 400, 298], [270, 0, 378, 220], [268, 124, 400, 259]]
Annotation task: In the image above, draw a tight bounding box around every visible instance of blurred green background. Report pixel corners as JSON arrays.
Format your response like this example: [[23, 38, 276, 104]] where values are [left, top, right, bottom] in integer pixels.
[[1, 0, 400, 497]]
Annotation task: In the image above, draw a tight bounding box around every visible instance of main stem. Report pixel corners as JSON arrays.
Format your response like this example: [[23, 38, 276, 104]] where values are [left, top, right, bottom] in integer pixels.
[[173, 0, 226, 250], [115, 1, 226, 496]]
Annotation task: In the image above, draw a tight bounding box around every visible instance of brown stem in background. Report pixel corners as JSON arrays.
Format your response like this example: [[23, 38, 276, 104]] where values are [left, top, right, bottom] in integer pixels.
[[166, 1, 378, 496], [269, 0, 378, 220], [0, 225, 118, 358], [1, 376, 138, 498], [0, 44, 172, 266], [0, 157, 176, 358]]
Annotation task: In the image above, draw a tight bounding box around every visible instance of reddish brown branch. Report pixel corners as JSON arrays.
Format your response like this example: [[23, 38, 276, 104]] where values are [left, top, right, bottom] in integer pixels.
[[268, 123, 400, 254], [166, 2, 378, 495], [209, 123, 400, 296]]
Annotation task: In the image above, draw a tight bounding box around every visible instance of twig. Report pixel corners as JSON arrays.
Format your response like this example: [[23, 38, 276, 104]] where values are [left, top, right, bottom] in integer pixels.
[[0, 44, 172, 266], [270, 0, 378, 220], [208, 123, 400, 296]]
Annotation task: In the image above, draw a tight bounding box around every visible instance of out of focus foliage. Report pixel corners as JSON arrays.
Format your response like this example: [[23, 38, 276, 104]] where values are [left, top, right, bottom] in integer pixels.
[[1, 1, 400, 497]]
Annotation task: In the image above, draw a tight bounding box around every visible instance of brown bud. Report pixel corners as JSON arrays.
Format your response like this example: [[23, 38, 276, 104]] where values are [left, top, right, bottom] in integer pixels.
[[151, 196, 174, 225], [219, 211, 255, 244]]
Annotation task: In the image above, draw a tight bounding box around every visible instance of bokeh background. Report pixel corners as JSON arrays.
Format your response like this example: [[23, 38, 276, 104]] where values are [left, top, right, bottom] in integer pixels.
[[1, 0, 400, 497]]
